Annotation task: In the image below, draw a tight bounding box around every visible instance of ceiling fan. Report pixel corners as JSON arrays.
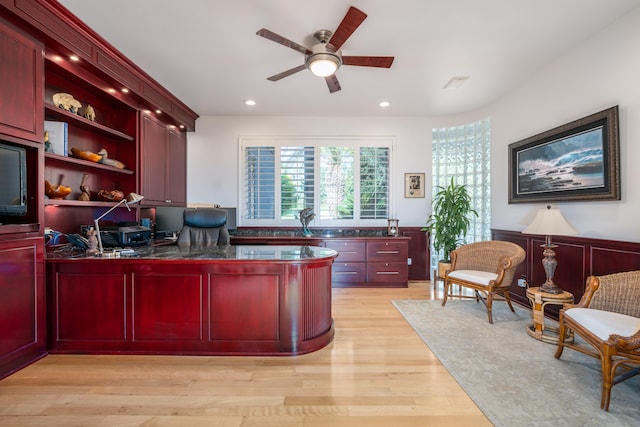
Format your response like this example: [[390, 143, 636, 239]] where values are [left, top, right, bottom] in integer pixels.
[[256, 6, 394, 93]]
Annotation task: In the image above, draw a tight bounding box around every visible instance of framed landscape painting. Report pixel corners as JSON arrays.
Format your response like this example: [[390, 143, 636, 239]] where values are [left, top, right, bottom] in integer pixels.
[[508, 106, 620, 203]]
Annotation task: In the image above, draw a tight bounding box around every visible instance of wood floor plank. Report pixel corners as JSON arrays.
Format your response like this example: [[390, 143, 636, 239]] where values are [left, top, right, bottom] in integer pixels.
[[0, 282, 492, 426]]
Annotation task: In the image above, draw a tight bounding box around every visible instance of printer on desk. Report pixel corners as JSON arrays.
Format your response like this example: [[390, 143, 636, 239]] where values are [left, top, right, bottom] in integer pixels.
[[116, 225, 151, 246], [88, 224, 151, 247]]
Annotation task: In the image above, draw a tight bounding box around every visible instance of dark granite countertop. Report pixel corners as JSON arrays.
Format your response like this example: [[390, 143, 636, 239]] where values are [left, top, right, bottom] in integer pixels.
[[46, 244, 338, 261], [230, 228, 394, 238]]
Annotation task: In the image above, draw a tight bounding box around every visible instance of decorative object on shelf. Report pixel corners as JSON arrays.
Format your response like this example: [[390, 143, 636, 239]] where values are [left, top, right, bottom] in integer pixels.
[[86, 226, 99, 254], [97, 189, 124, 202], [94, 192, 145, 256], [44, 121, 68, 156], [43, 131, 53, 153], [422, 177, 478, 271], [70, 147, 101, 162], [78, 173, 91, 201], [83, 104, 96, 121], [508, 106, 620, 203], [387, 218, 399, 236], [522, 205, 577, 294], [44, 180, 72, 200], [299, 207, 315, 236], [97, 148, 125, 169], [52, 92, 82, 114], [405, 173, 425, 198]]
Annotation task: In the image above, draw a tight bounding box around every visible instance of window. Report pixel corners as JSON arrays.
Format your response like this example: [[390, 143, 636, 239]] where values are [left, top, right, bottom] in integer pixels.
[[431, 118, 491, 265], [240, 137, 394, 227]]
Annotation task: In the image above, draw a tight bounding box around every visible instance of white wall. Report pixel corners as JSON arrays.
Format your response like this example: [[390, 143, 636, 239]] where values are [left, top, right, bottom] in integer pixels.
[[187, 116, 438, 227], [187, 8, 640, 242], [484, 7, 640, 242]]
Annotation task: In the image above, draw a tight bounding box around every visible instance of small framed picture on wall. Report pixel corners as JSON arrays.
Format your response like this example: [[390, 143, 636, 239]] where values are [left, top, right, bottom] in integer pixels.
[[405, 173, 425, 198]]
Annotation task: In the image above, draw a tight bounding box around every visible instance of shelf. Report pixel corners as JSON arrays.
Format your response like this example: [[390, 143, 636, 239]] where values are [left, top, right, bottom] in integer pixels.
[[45, 152, 134, 175], [44, 199, 141, 207], [45, 104, 134, 141]]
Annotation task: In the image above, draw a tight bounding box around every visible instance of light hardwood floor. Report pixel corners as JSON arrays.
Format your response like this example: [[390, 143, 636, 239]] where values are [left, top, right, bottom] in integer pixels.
[[0, 282, 491, 426]]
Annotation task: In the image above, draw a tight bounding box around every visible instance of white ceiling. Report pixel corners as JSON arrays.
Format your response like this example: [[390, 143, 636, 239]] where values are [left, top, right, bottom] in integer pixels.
[[58, 0, 640, 118]]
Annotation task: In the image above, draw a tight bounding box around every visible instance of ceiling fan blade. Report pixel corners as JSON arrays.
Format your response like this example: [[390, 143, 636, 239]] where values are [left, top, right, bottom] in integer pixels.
[[256, 28, 312, 55], [328, 6, 367, 50], [325, 74, 341, 93], [267, 64, 307, 81], [342, 56, 394, 68]]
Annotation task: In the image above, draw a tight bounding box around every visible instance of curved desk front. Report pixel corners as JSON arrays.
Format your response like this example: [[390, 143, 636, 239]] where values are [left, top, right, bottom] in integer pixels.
[[46, 245, 337, 356]]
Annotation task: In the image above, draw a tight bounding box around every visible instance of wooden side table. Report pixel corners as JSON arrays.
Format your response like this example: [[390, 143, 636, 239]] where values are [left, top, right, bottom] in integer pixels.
[[525, 287, 574, 344]]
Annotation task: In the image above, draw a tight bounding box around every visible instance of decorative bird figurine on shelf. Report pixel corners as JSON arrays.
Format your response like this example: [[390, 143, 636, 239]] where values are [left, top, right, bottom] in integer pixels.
[[299, 207, 315, 236]]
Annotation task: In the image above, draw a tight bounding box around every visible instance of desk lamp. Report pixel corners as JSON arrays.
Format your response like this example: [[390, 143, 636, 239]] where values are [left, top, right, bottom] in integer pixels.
[[523, 205, 577, 294], [94, 192, 144, 255]]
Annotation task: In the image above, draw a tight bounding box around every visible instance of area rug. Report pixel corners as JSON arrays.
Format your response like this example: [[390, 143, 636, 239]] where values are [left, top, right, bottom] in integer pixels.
[[392, 299, 640, 427]]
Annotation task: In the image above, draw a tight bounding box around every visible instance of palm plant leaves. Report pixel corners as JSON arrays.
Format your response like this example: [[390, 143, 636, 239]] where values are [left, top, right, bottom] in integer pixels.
[[425, 177, 478, 262]]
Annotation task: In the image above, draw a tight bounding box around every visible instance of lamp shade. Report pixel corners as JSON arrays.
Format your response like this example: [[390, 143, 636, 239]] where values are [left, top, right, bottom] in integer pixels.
[[125, 192, 144, 204], [523, 206, 577, 236]]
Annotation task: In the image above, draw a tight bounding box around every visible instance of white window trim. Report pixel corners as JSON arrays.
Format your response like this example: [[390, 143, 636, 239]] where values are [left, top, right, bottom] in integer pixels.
[[238, 135, 396, 228]]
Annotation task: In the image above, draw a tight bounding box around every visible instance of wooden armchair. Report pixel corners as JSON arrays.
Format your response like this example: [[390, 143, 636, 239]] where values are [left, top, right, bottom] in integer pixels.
[[442, 240, 525, 323], [555, 271, 640, 411]]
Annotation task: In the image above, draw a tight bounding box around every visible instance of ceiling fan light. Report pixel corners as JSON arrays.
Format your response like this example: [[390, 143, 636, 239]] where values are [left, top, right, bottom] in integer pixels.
[[307, 53, 340, 77]]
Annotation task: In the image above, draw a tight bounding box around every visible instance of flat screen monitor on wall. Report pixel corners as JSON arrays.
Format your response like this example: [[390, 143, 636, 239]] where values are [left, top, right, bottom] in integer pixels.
[[0, 142, 27, 216]]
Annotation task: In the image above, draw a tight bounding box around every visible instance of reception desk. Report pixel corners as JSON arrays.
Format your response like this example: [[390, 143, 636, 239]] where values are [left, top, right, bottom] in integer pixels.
[[46, 245, 337, 356]]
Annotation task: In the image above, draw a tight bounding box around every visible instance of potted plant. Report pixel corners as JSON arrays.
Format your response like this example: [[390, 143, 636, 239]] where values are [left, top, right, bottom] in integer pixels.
[[422, 177, 478, 278]]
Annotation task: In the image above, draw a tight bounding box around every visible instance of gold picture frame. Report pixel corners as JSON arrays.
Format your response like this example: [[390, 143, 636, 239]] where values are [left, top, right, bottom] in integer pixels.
[[405, 173, 425, 198]]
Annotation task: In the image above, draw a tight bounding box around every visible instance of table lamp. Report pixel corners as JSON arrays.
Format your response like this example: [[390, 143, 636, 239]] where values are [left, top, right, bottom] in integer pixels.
[[94, 192, 144, 255], [523, 205, 577, 294]]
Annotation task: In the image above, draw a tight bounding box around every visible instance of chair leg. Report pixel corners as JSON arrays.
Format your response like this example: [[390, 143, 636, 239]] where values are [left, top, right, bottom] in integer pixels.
[[503, 290, 515, 313], [442, 280, 450, 307], [601, 348, 614, 411], [554, 314, 567, 359], [486, 292, 493, 324]]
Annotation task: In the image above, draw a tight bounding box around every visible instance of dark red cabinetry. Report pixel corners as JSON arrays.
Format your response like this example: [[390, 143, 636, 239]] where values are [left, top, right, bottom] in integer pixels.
[[140, 113, 187, 206], [0, 17, 43, 143], [0, 237, 45, 379], [47, 251, 335, 356], [326, 237, 409, 287]]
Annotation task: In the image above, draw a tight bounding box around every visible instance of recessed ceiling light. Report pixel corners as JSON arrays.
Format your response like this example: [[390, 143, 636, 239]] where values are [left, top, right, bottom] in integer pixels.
[[69, 55, 79, 61], [245, 99, 256, 106], [121, 88, 129, 93], [155, 109, 162, 114], [379, 101, 391, 108], [443, 76, 470, 89]]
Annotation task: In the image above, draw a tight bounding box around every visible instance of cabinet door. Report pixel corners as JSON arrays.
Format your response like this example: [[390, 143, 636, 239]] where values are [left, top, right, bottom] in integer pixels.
[[332, 262, 366, 283], [0, 237, 45, 379], [325, 240, 366, 262], [166, 127, 186, 205], [0, 20, 44, 142], [140, 113, 168, 204], [366, 262, 409, 283], [367, 240, 409, 262]]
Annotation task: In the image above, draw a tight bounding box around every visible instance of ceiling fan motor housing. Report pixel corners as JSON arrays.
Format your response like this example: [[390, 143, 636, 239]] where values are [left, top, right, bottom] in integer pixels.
[[306, 34, 342, 77]]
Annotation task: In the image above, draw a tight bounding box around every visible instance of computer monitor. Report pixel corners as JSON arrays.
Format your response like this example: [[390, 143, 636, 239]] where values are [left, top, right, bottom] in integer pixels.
[[155, 206, 237, 236], [155, 206, 185, 236]]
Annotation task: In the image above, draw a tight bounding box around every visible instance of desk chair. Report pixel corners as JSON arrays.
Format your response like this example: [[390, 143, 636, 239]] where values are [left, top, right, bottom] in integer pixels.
[[176, 208, 230, 247]]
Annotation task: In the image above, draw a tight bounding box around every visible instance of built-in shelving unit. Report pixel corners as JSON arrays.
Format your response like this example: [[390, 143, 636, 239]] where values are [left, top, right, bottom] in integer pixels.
[[1, 0, 199, 380], [44, 105, 134, 141], [43, 53, 139, 234]]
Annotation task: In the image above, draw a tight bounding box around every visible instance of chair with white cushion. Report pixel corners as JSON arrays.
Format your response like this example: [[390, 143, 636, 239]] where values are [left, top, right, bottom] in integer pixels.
[[555, 271, 640, 411], [442, 240, 526, 324]]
